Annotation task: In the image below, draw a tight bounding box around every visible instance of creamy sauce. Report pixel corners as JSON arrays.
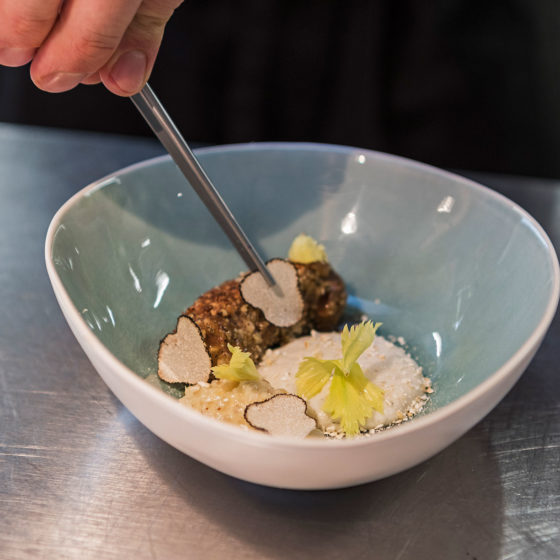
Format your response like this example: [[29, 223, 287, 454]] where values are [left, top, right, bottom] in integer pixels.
[[258, 331, 430, 434]]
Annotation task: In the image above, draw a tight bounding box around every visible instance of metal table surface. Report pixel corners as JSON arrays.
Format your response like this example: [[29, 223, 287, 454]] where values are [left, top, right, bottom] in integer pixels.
[[0, 123, 558, 560]]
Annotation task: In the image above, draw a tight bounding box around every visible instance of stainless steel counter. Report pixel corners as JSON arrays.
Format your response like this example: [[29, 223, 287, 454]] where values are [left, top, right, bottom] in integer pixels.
[[1, 124, 558, 560]]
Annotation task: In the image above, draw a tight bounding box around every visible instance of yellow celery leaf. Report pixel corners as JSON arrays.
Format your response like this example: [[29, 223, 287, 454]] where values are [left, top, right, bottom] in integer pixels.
[[296, 357, 337, 399], [322, 362, 384, 436], [322, 369, 371, 436], [288, 234, 328, 263], [211, 344, 261, 381], [349, 362, 384, 413], [340, 321, 381, 374], [296, 320, 384, 436]]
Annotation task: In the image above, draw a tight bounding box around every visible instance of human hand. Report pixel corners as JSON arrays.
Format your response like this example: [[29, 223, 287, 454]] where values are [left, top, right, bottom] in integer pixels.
[[0, 0, 183, 96]]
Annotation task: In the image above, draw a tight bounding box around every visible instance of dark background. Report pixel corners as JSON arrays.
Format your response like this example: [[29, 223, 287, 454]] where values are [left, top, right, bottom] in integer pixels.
[[1, 0, 559, 178]]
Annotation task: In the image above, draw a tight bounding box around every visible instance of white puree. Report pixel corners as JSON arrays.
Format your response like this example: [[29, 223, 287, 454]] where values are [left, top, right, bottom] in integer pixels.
[[258, 330, 429, 432]]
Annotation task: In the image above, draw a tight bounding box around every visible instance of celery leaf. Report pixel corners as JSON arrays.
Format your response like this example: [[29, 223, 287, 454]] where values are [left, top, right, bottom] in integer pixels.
[[288, 234, 328, 263], [295, 320, 384, 436], [296, 357, 337, 399], [211, 344, 261, 381], [322, 363, 384, 436], [340, 321, 381, 373]]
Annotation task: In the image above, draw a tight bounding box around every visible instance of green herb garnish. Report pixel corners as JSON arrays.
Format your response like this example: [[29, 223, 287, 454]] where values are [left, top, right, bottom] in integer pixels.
[[288, 233, 328, 263], [296, 321, 384, 436], [211, 344, 261, 382]]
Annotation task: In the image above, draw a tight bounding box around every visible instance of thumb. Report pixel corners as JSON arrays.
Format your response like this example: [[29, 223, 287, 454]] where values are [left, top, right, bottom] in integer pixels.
[[100, 0, 183, 96]]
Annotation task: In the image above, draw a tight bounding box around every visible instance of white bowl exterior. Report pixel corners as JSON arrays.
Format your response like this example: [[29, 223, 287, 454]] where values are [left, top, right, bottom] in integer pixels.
[[46, 144, 559, 489], [50, 259, 546, 489]]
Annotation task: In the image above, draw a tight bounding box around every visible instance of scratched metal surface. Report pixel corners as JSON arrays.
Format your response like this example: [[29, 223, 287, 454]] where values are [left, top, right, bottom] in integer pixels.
[[0, 124, 558, 560]]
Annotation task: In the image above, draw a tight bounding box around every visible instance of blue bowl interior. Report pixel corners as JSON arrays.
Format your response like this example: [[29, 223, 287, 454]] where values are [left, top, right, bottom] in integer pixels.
[[50, 144, 557, 410]]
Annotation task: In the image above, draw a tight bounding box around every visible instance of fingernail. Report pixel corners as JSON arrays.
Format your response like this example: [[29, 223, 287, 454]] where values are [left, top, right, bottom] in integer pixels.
[[0, 47, 35, 67], [40, 72, 87, 92], [81, 72, 101, 86], [109, 50, 147, 94]]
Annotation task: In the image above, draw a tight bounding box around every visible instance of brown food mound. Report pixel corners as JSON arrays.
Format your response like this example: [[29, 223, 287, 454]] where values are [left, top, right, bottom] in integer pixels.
[[158, 261, 347, 383]]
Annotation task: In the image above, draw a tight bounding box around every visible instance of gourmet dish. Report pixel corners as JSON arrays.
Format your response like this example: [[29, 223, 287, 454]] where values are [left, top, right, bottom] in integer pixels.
[[157, 235, 431, 438]]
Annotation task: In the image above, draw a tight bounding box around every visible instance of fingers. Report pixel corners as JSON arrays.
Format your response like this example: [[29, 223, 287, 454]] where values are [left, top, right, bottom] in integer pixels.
[[0, 0, 61, 66], [1, 0, 183, 96], [99, 0, 183, 96], [30, 0, 143, 92]]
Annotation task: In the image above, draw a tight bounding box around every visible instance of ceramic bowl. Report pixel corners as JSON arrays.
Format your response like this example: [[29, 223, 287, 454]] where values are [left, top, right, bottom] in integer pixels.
[[45, 143, 559, 489]]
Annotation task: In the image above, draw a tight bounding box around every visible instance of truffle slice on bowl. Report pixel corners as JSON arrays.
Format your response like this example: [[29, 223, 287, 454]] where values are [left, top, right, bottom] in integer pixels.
[[245, 394, 317, 438], [240, 259, 304, 327], [158, 316, 212, 384]]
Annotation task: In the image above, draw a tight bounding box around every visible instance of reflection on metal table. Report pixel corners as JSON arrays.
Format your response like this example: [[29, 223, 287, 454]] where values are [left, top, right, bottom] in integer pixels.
[[0, 123, 558, 560]]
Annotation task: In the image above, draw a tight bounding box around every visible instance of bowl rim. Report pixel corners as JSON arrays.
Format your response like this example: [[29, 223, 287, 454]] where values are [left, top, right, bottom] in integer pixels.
[[45, 141, 560, 449]]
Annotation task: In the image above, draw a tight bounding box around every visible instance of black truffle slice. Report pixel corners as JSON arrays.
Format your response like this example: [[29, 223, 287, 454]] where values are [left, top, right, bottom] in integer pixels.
[[244, 394, 317, 438], [158, 316, 212, 384], [240, 259, 304, 327]]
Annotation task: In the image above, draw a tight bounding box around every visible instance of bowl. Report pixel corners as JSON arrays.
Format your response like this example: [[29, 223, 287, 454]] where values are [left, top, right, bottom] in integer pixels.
[[45, 143, 559, 489]]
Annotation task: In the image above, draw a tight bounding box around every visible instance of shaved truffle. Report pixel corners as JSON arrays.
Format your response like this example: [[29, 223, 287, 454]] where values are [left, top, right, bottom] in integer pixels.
[[158, 316, 212, 384], [244, 394, 317, 438], [240, 259, 304, 327]]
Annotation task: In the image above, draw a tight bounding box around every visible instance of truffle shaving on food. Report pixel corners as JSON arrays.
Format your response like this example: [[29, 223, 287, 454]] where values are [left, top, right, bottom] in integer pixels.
[[245, 395, 317, 438], [240, 259, 304, 327]]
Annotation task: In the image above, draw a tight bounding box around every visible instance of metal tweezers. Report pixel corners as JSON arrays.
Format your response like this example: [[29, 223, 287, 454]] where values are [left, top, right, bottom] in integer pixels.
[[131, 83, 276, 287]]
